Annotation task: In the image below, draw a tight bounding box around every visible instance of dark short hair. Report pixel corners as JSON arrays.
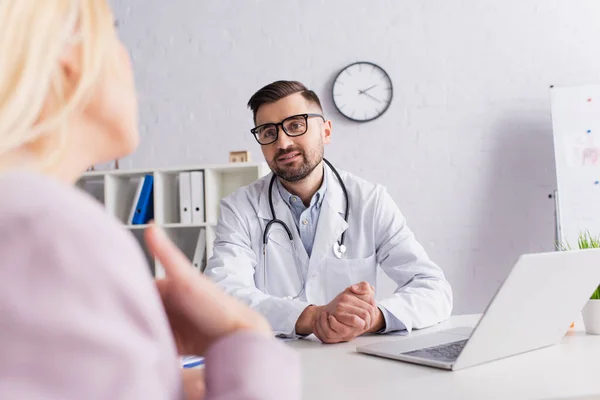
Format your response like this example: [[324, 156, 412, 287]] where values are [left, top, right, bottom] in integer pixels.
[[247, 80, 323, 123]]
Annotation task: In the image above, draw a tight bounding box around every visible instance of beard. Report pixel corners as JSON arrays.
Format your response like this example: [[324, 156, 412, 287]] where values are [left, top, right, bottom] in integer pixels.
[[269, 144, 323, 183]]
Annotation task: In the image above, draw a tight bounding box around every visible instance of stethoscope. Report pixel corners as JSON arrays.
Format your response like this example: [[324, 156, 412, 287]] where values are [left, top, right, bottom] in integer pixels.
[[261, 158, 350, 298]]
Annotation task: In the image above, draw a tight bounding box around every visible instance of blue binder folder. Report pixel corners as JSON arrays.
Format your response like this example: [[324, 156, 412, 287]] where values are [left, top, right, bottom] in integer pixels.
[[132, 175, 154, 225]]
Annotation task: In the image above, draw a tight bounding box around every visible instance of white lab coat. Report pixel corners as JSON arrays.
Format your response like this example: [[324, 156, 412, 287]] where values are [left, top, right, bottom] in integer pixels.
[[204, 164, 453, 338]]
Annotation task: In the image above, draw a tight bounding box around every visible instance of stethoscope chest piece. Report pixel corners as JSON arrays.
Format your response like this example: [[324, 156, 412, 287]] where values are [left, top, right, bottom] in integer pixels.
[[333, 243, 347, 259]]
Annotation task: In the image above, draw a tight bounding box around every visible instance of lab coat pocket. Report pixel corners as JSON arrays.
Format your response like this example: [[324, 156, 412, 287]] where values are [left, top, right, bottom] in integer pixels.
[[325, 253, 377, 303]]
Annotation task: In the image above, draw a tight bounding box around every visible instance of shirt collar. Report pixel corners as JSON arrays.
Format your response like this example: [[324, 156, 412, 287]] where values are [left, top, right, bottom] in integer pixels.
[[276, 166, 328, 209]]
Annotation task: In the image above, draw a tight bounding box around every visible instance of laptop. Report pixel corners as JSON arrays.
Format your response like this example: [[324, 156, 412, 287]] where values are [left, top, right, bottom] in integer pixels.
[[356, 248, 600, 371]]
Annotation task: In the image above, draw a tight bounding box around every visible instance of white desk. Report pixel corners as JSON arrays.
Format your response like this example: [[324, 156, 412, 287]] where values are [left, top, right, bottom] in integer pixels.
[[285, 314, 600, 400]]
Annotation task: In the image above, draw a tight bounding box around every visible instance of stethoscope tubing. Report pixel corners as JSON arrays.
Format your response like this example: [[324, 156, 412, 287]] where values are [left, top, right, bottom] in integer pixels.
[[261, 158, 350, 298]]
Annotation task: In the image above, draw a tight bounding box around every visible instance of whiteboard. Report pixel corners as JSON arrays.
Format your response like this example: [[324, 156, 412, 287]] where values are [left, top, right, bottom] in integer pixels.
[[551, 84, 600, 248]]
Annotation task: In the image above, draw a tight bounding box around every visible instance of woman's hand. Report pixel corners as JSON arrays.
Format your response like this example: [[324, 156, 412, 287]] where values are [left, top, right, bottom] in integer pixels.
[[182, 368, 205, 400], [144, 224, 272, 356]]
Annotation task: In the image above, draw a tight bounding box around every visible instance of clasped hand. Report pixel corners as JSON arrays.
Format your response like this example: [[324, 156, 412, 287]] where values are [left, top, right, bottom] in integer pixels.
[[313, 282, 384, 344]]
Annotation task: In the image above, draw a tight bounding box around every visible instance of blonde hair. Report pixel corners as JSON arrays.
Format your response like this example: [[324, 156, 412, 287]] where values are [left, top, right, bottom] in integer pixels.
[[0, 0, 117, 164]]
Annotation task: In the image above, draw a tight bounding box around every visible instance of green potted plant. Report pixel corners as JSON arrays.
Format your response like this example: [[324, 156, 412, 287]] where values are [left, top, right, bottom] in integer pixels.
[[558, 231, 600, 334]]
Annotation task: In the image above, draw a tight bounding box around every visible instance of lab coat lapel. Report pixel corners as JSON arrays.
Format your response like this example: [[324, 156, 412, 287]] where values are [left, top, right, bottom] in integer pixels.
[[257, 174, 310, 266], [309, 166, 349, 269]]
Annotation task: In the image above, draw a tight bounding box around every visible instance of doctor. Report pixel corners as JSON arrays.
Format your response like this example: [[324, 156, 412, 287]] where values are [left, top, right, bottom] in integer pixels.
[[204, 80, 453, 343]]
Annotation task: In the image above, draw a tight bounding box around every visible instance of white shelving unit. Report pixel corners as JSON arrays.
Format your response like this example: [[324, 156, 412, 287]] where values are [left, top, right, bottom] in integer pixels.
[[76, 162, 270, 278]]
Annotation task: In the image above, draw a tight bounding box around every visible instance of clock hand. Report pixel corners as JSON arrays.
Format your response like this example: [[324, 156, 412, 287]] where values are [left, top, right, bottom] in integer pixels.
[[358, 84, 378, 95], [362, 92, 381, 103]]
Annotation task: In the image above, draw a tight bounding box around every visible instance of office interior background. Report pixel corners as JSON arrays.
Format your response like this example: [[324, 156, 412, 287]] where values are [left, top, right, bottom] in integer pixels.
[[110, 0, 600, 314]]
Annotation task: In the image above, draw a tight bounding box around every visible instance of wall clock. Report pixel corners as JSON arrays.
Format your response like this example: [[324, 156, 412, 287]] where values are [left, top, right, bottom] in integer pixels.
[[332, 61, 393, 122]]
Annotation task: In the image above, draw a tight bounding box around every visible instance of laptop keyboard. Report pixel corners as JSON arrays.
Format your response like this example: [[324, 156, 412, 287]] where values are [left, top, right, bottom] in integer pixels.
[[401, 339, 468, 363]]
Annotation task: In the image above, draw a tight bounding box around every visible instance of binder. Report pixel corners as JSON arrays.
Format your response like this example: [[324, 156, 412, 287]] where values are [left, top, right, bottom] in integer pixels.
[[179, 172, 192, 224], [191, 229, 206, 270], [132, 175, 154, 225], [128, 178, 145, 223], [190, 170, 205, 223]]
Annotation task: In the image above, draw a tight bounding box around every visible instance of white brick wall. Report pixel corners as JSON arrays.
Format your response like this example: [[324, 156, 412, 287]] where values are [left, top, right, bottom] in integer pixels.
[[110, 0, 600, 314]]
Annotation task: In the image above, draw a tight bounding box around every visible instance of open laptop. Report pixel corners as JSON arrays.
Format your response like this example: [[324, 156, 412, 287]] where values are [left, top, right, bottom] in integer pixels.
[[356, 248, 600, 371]]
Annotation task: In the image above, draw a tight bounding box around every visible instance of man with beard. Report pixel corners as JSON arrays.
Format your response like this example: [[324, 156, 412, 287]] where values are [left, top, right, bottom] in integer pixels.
[[203, 81, 453, 343]]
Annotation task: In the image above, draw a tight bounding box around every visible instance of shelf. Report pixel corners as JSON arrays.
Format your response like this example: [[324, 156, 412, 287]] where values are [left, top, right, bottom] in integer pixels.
[[81, 162, 268, 177], [124, 223, 216, 229], [105, 173, 152, 225], [76, 175, 105, 206], [77, 162, 269, 278], [154, 169, 206, 225], [204, 165, 270, 224], [155, 225, 208, 278], [125, 224, 150, 230], [162, 222, 214, 228], [80, 170, 107, 178]]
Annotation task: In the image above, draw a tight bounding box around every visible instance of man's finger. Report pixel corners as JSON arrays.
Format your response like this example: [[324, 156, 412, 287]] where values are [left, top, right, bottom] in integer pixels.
[[334, 306, 370, 330], [349, 294, 375, 310], [329, 316, 359, 341], [332, 312, 364, 329], [319, 312, 334, 340], [340, 292, 375, 315], [319, 312, 342, 344], [314, 313, 331, 343], [313, 317, 324, 343], [369, 295, 378, 309], [349, 281, 372, 295], [327, 314, 354, 337]]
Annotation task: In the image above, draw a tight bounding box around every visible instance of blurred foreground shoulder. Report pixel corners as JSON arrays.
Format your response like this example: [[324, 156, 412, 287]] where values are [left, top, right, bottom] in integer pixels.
[[0, 171, 182, 399]]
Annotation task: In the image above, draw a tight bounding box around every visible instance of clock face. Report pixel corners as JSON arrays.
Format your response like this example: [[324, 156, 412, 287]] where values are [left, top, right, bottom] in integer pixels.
[[332, 62, 393, 122]]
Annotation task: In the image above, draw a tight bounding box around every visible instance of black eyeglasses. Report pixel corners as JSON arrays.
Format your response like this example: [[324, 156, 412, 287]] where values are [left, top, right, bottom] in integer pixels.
[[250, 113, 325, 145]]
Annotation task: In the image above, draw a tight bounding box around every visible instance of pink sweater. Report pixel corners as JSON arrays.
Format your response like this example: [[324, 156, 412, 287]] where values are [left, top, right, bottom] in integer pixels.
[[0, 171, 300, 399]]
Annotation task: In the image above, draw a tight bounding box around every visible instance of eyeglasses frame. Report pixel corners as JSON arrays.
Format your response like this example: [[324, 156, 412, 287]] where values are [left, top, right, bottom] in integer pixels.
[[250, 113, 325, 145]]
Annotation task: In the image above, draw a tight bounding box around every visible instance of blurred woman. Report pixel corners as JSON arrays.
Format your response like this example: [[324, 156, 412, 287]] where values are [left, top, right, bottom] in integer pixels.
[[0, 1, 300, 399]]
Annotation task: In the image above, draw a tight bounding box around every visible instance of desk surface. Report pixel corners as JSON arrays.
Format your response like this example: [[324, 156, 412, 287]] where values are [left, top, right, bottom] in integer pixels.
[[285, 314, 600, 400]]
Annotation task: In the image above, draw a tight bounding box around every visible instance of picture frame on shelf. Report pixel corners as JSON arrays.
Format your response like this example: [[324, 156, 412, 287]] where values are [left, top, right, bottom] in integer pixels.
[[229, 151, 251, 163], [87, 159, 120, 172]]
